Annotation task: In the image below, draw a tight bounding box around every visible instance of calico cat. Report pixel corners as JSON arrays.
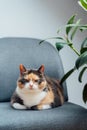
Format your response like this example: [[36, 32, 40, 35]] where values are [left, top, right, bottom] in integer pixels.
[[11, 64, 64, 110]]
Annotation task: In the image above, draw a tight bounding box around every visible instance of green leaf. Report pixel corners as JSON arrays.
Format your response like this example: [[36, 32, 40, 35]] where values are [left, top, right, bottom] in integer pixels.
[[60, 68, 75, 84], [80, 25, 87, 31], [83, 84, 87, 103], [66, 15, 76, 35], [80, 38, 87, 54], [81, 37, 87, 48], [75, 51, 87, 69], [65, 24, 87, 28], [70, 19, 81, 40], [78, 67, 87, 82], [39, 37, 64, 44], [56, 42, 66, 51], [79, 0, 87, 11], [80, 47, 87, 54]]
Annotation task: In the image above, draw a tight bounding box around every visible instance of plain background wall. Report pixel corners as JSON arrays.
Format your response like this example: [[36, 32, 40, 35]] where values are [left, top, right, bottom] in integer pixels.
[[0, 0, 87, 108]]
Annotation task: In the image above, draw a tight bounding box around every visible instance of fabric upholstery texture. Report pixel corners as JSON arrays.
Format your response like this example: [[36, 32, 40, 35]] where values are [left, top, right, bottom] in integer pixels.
[[0, 37, 68, 102], [0, 102, 87, 130]]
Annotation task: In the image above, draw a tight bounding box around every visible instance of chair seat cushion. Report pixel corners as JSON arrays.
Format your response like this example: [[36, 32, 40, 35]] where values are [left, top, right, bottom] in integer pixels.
[[0, 102, 87, 130]]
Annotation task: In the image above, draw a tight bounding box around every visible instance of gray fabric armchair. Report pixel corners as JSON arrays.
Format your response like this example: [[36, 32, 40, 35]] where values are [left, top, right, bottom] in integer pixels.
[[0, 37, 87, 130]]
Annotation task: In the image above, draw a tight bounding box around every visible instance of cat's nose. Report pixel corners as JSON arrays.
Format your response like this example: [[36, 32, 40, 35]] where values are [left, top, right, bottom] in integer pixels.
[[29, 85, 33, 89]]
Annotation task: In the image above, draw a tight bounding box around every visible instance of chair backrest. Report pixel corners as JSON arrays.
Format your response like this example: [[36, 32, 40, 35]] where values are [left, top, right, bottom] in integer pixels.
[[0, 37, 68, 102]]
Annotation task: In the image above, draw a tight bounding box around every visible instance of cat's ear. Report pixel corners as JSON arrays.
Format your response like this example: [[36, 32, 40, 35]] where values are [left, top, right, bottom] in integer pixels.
[[38, 65, 45, 73], [19, 64, 26, 75]]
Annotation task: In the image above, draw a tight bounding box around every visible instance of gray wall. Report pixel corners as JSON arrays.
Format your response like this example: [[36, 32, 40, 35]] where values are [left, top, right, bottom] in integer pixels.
[[0, 0, 87, 108]]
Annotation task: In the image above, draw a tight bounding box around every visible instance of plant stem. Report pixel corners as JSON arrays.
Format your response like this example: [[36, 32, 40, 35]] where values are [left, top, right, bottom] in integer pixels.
[[65, 36, 80, 56], [69, 45, 80, 56]]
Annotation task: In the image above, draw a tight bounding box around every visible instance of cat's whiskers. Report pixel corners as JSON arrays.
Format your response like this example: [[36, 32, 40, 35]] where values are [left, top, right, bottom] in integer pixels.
[[16, 86, 42, 94]]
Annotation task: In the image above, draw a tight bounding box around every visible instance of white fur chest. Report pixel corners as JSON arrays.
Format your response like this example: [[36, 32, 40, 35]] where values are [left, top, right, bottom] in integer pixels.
[[16, 87, 47, 107]]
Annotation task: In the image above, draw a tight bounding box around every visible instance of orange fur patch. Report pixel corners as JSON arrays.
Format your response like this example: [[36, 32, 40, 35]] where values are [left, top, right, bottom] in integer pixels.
[[39, 87, 54, 105], [25, 73, 39, 81], [17, 82, 24, 89], [39, 81, 47, 90], [37, 104, 43, 110]]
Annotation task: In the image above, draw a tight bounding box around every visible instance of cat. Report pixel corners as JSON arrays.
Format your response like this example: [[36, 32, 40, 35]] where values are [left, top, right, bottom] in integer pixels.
[[11, 64, 64, 110]]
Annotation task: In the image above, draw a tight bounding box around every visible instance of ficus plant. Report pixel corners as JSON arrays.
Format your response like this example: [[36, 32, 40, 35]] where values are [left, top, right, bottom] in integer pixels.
[[39, 15, 87, 103]]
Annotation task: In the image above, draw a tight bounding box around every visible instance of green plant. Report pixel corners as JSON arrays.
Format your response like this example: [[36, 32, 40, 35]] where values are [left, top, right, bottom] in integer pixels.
[[39, 15, 87, 103], [78, 0, 87, 11]]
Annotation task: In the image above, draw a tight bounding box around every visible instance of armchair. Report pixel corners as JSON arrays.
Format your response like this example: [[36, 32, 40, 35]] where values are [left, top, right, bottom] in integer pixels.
[[0, 37, 87, 130]]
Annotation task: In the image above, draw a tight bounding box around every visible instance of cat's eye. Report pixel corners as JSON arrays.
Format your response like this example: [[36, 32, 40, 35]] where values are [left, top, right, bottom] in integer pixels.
[[25, 79, 29, 82], [34, 79, 39, 82], [19, 78, 29, 84]]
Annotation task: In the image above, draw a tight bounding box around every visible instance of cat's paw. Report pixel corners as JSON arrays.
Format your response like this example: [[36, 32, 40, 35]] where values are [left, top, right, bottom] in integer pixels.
[[42, 104, 51, 109], [36, 104, 51, 110], [12, 103, 27, 110]]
